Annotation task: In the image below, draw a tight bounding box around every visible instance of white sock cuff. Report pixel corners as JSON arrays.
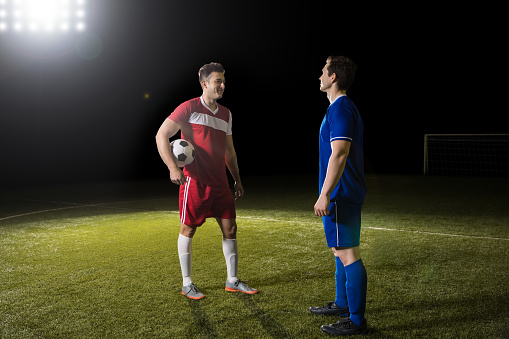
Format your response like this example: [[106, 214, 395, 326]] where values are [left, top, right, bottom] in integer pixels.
[[179, 234, 192, 240], [222, 238, 238, 253]]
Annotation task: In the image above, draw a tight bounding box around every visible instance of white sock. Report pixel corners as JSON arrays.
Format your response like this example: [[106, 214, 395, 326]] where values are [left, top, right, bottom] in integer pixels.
[[178, 234, 192, 286], [222, 238, 238, 283]]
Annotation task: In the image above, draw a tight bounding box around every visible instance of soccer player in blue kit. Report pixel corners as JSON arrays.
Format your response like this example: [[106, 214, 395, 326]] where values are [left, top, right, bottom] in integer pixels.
[[309, 56, 368, 336]]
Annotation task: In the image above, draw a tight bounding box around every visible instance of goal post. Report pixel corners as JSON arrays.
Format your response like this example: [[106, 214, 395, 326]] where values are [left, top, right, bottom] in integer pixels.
[[423, 134, 509, 177]]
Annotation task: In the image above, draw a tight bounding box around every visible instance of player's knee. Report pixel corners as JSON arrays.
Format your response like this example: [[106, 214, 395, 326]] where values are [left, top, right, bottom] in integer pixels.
[[180, 224, 196, 238], [217, 218, 237, 239], [332, 246, 360, 266], [223, 224, 237, 239], [223, 229, 236, 239]]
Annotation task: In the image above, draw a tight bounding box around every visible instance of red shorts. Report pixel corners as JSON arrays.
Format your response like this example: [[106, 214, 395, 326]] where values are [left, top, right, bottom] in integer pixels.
[[179, 176, 236, 227]]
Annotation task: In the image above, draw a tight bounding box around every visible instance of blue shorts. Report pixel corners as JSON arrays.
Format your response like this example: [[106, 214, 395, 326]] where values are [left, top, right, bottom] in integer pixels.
[[322, 200, 362, 248]]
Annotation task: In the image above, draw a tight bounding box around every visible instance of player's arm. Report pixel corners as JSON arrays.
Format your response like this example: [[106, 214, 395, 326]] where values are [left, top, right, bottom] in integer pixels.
[[314, 139, 351, 217], [225, 134, 244, 200], [155, 118, 186, 185]]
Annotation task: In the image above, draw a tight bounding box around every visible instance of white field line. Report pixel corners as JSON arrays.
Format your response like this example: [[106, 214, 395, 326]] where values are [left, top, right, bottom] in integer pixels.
[[363, 226, 509, 241], [237, 215, 509, 241], [0, 205, 91, 221], [0, 198, 163, 222], [0, 198, 508, 242]]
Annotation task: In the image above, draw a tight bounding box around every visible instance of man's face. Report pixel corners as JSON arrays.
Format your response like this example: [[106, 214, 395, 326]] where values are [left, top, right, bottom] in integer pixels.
[[203, 72, 225, 100], [319, 62, 334, 92]]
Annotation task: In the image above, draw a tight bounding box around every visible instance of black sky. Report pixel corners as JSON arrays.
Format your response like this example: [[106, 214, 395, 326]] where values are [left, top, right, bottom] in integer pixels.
[[0, 1, 506, 188]]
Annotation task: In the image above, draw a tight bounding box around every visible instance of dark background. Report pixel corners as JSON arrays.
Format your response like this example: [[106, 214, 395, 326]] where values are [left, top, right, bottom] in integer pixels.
[[0, 1, 506, 188]]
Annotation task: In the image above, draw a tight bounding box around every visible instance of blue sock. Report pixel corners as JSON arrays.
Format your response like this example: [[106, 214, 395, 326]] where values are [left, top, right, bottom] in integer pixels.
[[345, 258, 367, 326], [334, 256, 348, 309]]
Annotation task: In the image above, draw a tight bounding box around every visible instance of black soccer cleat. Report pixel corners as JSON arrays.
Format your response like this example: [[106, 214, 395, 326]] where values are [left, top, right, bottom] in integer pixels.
[[320, 317, 367, 336], [309, 301, 350, 316]]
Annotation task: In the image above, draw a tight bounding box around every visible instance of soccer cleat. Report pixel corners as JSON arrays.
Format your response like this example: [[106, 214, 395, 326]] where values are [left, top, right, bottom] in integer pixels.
[[225, 279, 258, 294], [181, 283, 205, 300], [309, 301, 350, 316], [320, 317, 367, 336]]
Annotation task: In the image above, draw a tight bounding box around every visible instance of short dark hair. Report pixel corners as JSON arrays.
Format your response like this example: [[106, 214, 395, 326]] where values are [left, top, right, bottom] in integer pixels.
[[198, 62, 225, 83], [326, 56, 357, 91]]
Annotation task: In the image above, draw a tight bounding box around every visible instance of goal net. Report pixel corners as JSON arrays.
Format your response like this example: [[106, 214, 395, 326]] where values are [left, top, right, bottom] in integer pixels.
[[424, 134, 509, 177]]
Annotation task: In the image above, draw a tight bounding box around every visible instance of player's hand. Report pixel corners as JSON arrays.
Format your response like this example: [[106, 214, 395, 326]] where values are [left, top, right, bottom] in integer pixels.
[[314, 194, 330, 217], [234, 181, 244, 200], [169, 167, 186, 185]]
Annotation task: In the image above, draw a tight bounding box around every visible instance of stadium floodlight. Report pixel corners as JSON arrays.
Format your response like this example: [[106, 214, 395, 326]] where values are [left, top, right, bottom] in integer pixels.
[[76, 20, 85, 31], [0, 0, 87, 33], [0, 0, 94, 58]]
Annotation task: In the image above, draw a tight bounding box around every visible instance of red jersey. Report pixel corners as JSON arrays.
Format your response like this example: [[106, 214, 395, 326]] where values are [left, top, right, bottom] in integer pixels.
[[168, 97, 232, 187]]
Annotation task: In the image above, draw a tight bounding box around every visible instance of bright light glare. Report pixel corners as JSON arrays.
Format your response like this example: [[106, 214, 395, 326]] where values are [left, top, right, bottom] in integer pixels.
[[76, 21, 84, 31], [0, 0, 87, 33]]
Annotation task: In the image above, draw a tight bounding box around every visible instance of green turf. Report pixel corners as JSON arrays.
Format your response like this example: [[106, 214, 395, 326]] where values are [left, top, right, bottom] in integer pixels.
[[0, 175, 508, 338]]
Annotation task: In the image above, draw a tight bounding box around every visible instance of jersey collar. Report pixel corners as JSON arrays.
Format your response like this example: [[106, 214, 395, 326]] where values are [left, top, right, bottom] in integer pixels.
[[330, 94, 346, 106], [200, 96, 219, 114]]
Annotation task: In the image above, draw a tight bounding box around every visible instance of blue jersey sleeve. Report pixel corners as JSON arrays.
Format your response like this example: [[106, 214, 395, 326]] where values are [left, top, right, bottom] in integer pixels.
[[327, 104, 355, 143]]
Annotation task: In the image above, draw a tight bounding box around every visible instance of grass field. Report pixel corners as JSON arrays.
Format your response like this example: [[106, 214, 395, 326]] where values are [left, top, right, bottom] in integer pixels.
[[1, 174, 508, 338]]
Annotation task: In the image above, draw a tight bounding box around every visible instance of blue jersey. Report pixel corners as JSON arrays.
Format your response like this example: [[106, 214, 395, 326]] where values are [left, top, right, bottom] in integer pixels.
[[319, 95, 366, 204]]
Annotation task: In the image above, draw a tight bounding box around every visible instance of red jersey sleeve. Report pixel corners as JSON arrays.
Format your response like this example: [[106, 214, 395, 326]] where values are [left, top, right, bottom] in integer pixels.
[[168, 100, 192, 126]]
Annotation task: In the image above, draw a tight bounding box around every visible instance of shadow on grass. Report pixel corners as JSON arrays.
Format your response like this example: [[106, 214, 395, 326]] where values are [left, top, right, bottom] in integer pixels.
[[368, 290, 509, 338], [187, 298, 220, 338], [234, 293, 296, 339]]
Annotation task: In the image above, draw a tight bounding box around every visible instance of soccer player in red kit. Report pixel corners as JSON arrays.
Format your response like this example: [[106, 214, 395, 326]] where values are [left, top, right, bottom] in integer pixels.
[[155, 62, 257, 299]]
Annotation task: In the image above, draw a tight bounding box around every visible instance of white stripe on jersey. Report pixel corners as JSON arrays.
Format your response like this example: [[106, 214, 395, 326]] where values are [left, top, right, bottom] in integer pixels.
[[331, 136, 353, 142], [189, 112, 232, 135]]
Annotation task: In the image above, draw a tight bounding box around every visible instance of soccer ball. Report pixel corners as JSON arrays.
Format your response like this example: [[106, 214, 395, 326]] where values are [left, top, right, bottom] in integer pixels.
[[171, 139, 196, 167]]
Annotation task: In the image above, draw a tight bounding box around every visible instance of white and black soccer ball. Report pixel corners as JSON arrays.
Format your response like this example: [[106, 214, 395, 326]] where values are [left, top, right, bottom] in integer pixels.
[[171, 139, 196, 167]]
